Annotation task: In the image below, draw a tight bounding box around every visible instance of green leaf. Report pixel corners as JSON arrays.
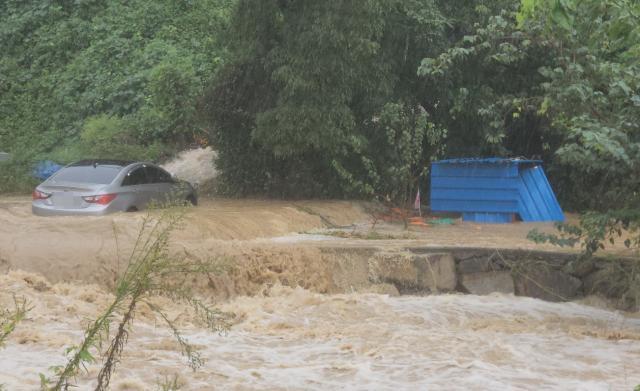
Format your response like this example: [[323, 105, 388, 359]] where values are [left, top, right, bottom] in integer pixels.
[[552, 0, 572, 30], [79, 348, 95, 363]]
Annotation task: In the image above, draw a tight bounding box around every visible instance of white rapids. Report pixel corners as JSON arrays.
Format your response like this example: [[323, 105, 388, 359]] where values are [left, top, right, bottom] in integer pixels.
[[0, 275, 639, 390]]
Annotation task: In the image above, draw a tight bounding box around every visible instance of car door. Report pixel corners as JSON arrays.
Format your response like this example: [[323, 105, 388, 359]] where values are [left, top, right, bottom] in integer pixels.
[[121, 166, 152, 209], [144, 165, 175, 205]]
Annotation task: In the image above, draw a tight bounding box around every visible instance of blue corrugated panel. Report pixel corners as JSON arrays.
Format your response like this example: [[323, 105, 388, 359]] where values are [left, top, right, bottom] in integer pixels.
[[431, 163, 519, 178], [431, 176, 519, 189], [463, 212, 514, 223], [430, 158, 564, 223], [518, 165, 565, 221]]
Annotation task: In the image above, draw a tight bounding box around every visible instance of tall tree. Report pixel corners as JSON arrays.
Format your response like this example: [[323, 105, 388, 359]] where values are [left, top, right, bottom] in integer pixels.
[[202, 0, 445, 199]]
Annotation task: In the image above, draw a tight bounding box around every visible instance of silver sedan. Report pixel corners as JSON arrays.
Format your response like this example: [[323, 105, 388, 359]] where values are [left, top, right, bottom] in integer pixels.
[[32, 160, 198, 216]]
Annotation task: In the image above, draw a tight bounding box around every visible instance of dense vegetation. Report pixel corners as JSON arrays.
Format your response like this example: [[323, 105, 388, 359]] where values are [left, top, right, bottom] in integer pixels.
[[0, 0, 232, 192], [1, 0, 638, 242]]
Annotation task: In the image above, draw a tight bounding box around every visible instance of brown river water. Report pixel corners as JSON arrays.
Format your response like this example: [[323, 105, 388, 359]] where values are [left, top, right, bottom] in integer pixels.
[[0, 271, 639, 390]]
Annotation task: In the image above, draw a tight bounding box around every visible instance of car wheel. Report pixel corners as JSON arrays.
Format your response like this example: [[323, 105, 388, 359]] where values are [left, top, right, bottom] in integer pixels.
[[126, 206, 138, 212]]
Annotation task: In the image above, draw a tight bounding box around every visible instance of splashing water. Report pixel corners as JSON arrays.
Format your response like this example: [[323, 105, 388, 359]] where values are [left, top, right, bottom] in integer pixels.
[[161, 147, 217, 185]]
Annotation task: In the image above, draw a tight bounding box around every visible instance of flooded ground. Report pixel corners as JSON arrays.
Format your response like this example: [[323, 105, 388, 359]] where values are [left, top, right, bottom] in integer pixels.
[[0, 197, 366, 283], [1, 195, 639, 390], [0, 271, 639, 390], [0, 195, 620, 284]]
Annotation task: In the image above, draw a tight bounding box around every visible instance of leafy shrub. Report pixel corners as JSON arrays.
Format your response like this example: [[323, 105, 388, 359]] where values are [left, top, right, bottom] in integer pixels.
[[333, 102, 446, 204], [0, 160, 38, 194]]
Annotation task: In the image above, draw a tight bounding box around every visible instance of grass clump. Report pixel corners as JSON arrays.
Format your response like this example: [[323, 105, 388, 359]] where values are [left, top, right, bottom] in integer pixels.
[[40, 205, 232, 390], [157, 374, 183, 391], [0, 295, 30, 347]]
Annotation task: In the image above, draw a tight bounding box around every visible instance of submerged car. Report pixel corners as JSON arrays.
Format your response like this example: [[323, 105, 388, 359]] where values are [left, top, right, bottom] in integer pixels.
[[32, 160, 197, 216]]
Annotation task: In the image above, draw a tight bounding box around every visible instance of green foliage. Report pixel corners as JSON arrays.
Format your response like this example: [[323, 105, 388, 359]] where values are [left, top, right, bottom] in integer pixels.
[[529, 208, 640, 309], [148, 56, 201, 143], [517, 0, 574, 29], [0, 0, 232, 192], [3, 0, 640, 218], [203, 0, 446, 198], [418, 7, 555, 159], [253, 1, 382, 157], [534, 1, 640, 210], [70, 114, 167, 162], [0, 160, 39, 194], [334, 102, 446, 203], [530, 209, 640, 255], [418, 0, 640, 212]]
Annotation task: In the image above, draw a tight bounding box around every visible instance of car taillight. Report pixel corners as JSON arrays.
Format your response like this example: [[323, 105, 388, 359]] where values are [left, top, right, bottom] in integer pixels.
[[82, 194, 117, 205], [32, 189, 51, 200]]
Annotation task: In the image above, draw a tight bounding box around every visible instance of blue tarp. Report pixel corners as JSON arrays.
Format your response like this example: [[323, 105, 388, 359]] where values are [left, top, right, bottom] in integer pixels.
[[32, 160, 63, 180]]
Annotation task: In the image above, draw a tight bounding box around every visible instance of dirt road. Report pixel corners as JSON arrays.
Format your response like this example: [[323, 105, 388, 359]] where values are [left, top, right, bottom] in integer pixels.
[[0, 196, 599, 286], [0, 197, 367, 284]]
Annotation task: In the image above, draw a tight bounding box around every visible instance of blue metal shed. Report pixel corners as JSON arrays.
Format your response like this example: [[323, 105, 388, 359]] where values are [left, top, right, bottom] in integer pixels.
[[430, 158, 564, 223]]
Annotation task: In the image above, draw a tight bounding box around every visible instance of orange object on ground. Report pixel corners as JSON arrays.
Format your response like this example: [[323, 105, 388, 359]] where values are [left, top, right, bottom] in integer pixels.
[[408, 217, 429, 227]]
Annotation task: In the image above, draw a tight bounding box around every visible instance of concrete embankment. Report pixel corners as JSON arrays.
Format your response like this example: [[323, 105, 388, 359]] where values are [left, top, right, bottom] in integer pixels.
[[195, 244, 638, 311]]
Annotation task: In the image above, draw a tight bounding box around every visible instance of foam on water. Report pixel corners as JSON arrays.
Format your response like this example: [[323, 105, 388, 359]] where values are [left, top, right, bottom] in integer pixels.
[[1, 276, 638, 390]]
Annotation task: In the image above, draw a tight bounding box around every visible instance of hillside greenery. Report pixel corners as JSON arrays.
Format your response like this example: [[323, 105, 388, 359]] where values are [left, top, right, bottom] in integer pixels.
[[0, 0, 233, 192], [1, 0, 638, 234]]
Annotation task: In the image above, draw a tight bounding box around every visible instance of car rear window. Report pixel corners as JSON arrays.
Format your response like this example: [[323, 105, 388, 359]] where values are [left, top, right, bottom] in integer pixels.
[[50, 165, 122, 185]]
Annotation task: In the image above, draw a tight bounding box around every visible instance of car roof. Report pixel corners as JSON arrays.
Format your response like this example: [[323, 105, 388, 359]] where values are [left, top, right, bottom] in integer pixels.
[[69, 159, 136, 167]]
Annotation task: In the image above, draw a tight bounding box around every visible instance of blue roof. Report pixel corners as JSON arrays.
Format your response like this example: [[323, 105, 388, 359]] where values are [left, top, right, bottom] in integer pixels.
[[434, 157, 542, 165]]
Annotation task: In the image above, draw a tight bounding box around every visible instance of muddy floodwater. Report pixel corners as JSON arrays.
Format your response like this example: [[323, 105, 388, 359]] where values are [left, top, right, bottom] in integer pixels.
[[1, 272, 639, 390], [1, 174, 639, 390]]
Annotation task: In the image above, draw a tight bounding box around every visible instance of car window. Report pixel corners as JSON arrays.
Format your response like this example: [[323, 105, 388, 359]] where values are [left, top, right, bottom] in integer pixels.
[[145, 166, 173, 184], [50, 165, 122, 185], [122, 167, 149, 186]]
